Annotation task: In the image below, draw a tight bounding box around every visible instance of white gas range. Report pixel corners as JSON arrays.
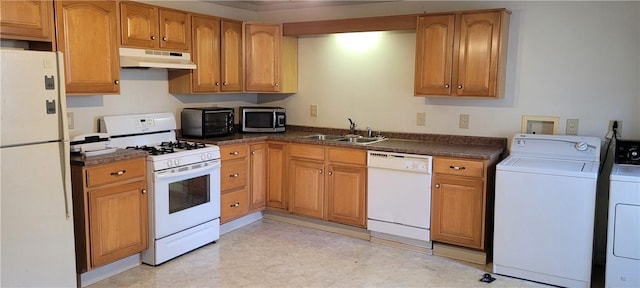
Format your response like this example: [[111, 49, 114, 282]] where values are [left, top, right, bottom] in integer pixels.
[[100, 112, 221, 265]]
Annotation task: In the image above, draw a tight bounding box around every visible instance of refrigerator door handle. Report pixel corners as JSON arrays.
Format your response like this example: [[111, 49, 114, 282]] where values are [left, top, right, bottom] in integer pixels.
[[61, 141, 72, 219]]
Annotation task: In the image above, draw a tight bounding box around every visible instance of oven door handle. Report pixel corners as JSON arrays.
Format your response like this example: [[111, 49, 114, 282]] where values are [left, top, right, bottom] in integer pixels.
[[155, 161, 220, 181]]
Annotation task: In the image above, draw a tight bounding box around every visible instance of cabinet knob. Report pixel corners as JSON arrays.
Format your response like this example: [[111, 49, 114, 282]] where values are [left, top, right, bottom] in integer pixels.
[[318, 169, 323, 174], [457, 84, 463, 89], [274, 82, 280, 87], [251, 151, 255, 156], [230, 202, 240, 208], [114, 80, 120, 85], [444, 84, 450, 88], [230, 173, 239, 178], [162, 36, 167, 41], [328, 171, 333, 176], [435, 184, 440, 188], [230, 151, 239, 155], [215, 82, 220, 86], [449, 165, 466, 171], [141, 189, 147, 194], [110, 170, 126, 176], [223, 82, 228, 86], [151, 36, 156, 40]]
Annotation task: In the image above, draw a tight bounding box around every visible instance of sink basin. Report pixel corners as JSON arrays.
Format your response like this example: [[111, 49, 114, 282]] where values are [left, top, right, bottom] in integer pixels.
[[299, 134, 346, 141], [335, 137, 387, 145]]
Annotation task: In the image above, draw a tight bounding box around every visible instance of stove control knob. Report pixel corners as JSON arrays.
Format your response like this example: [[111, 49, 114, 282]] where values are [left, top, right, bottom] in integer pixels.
[[166, 160, 173, 168], [208, 153, 214, 160], [174, 159, 180, 166], [575, 141, 588, 151], [201, 154, 207, 160]]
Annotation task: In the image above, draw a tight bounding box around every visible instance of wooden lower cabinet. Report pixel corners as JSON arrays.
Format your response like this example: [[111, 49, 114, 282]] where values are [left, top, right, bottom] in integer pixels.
[[266, 141, 288, 210], [288, 144, 367, 228], [431, 156, 498, 251], [249, 142, 267, 212], [71, 157, 148, 273]]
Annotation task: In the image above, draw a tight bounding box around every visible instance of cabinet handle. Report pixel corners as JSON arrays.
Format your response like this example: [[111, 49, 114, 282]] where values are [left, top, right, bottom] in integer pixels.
[[444, 84, 450, 88], [328, 171, 333, 176], [230, 151, 239, 155], [162, 36, 167, 41], [215, 82, 220, 86], [435, 184, 440, 188], [230, 202, 240, 208], [151, 36, 156, 40], [449, 165, 466, 171], [457, 84, 463, 89], [141, 189, 147, 194], [114, 80, 120, 85], [318, 169, 323, 174], [223, 82, 228, 86], [229, 173, 239, 178], [110, 170, 126, 176]]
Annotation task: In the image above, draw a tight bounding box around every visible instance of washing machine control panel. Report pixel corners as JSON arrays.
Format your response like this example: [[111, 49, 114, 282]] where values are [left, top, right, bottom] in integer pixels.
[[615, 139, 640, 165]]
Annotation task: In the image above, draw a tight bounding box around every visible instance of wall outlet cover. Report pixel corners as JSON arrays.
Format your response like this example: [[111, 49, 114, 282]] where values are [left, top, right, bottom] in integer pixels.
[[459, 114, 469, 129], [566, 119, 579, 135], [416, 112, 426, 126]]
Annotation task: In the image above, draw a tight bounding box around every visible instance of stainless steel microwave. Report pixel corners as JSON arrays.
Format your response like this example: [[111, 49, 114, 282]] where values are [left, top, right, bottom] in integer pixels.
[[181, 107, 234, 137], [239, 107, 286, 133]]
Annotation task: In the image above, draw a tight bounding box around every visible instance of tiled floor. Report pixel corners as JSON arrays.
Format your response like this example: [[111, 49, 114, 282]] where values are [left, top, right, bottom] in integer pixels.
[[90, 219, 545, 287]]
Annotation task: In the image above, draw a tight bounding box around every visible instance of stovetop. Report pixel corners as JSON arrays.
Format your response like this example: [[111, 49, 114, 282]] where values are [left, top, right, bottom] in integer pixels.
[[126, 141, 209, 156]]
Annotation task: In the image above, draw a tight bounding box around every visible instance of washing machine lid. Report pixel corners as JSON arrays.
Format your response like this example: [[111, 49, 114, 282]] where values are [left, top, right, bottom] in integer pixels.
[[498, 155, 599, 178], [611, 164, 640, 182]]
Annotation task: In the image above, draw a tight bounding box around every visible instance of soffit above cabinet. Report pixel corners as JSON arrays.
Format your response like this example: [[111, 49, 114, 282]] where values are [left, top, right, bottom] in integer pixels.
[[206, 1, 395, 12]]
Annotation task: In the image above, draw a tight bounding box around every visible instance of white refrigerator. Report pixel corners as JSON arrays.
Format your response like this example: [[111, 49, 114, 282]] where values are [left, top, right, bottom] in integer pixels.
[[1, 50, 77, 286]]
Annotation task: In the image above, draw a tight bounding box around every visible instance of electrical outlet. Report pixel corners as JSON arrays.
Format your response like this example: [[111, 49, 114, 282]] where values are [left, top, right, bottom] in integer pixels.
[[310, 104, 318, 117], [566, 119, 579, 135], [67, 112, 74, 129], [416, 112, 426, 126], [459, 114, 469, 129], [609, 120, 622, 138]]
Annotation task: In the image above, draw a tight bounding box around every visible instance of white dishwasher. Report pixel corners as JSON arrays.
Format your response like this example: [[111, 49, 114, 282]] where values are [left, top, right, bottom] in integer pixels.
[[367, 151, 433, 248]]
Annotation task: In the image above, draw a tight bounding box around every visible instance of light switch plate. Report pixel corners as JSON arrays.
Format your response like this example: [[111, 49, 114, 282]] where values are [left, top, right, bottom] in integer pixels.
[[416, 112, 425, 126], [310, 104, 318, 117], [67, 112, 74, 130], [459, 114, 469, 129]]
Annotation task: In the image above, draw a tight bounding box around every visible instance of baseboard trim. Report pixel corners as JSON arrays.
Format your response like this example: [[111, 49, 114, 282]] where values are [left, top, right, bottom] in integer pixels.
[[263, 211, 370, 241]]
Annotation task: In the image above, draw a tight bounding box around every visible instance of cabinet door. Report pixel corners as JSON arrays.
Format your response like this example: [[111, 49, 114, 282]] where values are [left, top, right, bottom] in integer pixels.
[[415, 14, 455, 96], [327, 164, 366, 227], [191, 15, 221, 92], [289, 159, 324, 219], [431, 174, 484, 249], [454, 11, 502, 97], [89, 181, 148, 268], [0, 0, 53, 41], [55, 1, 119, 94], [159, 8, 190, 51], [120, 2, 159, 49], [249, 143, 267, 212], [220, 20, 243, 92], [244, 23, 281, 92], [267, 142, 287, 209]]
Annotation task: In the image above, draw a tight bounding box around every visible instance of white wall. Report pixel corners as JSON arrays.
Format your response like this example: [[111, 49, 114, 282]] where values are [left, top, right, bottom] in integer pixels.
[[67, 1, 639, 141]]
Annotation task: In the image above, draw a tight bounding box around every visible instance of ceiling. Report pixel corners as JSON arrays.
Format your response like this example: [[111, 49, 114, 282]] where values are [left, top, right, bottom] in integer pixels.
[[206, 1, 395, 12]]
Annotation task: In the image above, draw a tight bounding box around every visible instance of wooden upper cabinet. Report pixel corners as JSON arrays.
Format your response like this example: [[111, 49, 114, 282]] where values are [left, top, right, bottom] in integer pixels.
[[120, 1, 190, 51], [191, 15, 221, 93], [220, 20, 243, 92], [415, 9, 510, 98], [55, 1, 120, 95], [244, 23, 297, 93], [0, 0, 54, 42]]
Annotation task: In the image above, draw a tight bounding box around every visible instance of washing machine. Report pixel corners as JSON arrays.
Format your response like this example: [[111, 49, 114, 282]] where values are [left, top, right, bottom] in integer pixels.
[[606, 140, 640, 287]]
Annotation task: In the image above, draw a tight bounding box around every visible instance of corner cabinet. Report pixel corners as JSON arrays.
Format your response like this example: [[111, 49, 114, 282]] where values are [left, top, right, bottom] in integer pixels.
[[414, 9, 510, 98], [288, 144, 366, 228], [169, 15, 243, 93], [430, 156, 498, 251], [266, 141, 288, 210], [55, 1, 120, 95], [244, 23, 297, 93], [0, 0, 54, 42], [120, 1, 190, 51], [71, 157, 148, 273]]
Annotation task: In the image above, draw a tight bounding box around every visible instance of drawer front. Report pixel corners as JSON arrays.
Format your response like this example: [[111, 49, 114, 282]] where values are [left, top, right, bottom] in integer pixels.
[[221, 188, 249, 223], [434, 157, 484, 177], [328, 147, 366, 165], [86, 158, 146, 188], [220, 144, 248, 161], [221, 159, 248, 191], [289, 144, 324, 161]]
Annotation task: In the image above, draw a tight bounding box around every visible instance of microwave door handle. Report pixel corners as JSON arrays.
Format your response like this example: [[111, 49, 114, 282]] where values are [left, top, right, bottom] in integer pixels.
[[273, 111, 277, 129]]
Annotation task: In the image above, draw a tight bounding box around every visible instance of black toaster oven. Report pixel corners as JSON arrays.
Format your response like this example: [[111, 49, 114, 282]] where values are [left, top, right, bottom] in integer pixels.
[[181, 107, 234, 138]]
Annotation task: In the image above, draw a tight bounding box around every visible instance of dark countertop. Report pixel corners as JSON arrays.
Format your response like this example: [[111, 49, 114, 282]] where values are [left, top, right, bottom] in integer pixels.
[[179, 127, 507, 160], [70, 148, 148, 166]]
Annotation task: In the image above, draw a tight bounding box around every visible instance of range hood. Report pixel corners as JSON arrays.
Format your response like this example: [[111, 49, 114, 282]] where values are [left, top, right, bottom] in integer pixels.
[[119, 47, 196, 69]]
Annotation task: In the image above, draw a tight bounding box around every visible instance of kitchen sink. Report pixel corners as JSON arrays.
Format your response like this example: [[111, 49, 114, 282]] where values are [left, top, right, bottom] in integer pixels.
[[335, 137, 387, 145], [299, 134, 386, 145]]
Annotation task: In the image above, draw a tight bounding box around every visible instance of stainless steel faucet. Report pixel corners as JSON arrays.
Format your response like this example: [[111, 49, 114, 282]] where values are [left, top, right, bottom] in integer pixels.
[[348, 118, 357, 134]]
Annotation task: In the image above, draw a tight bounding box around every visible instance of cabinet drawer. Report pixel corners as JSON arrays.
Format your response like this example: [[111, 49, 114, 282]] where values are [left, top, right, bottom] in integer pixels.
[[220, 144, 248, 161], [221, 188, 249, 223], [85, 158, 146, 188], [221, 159, 248, 191], [434, 157, 484, 178], [328, 147, 366, 165], [289, 144, 324, 161]]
